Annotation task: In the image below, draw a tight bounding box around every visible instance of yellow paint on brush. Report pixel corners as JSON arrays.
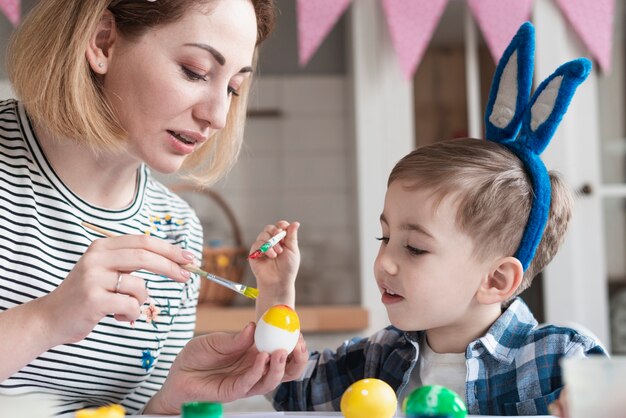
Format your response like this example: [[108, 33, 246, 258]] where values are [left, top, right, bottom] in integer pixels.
[[262, 305, 300, 332], [242, 286, 259, 300]]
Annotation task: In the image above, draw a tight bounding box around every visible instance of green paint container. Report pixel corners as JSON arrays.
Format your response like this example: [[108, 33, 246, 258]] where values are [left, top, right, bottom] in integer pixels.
[[181, 401, 223, 418]]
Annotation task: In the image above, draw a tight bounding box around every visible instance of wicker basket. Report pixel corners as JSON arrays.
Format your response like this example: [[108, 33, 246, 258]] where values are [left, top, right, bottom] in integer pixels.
[[170, 184, 248, 306]]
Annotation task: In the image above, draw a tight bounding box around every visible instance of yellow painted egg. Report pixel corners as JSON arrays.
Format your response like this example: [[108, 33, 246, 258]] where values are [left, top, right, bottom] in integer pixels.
[[254, 304, 300, 354], [340, 378, 397, 418], [75, 404, 125, 418]]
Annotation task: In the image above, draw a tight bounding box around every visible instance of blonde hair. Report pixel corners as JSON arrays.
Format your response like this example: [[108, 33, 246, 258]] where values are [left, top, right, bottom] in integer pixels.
[[388, 138, 573, 296], [7, 0, 275, 185]]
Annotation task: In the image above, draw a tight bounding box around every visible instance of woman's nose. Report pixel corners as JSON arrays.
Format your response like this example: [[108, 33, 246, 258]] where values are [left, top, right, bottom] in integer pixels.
[[195, 90, 230, 130]]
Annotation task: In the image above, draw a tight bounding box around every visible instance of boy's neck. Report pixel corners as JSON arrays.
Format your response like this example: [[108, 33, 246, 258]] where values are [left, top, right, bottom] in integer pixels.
[[424, 303, 503, 353]]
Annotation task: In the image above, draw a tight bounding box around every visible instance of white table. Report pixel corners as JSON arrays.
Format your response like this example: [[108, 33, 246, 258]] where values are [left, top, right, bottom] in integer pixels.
[[135, 413, 553, 418]]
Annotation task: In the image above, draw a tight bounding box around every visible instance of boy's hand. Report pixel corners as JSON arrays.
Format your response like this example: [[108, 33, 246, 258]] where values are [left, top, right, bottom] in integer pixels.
[[548, 387, 569, 417], [249, 221, 300, 316]]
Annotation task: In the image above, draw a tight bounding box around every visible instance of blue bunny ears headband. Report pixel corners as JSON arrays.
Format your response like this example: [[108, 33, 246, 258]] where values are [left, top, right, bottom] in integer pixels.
[[484, 22, 591, 271]]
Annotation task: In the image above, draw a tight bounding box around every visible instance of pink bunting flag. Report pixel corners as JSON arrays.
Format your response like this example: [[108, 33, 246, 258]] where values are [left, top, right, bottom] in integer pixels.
[[467, 0, 532, 63], [382, 0, 449, 80], [0, 0, 19, 27], [555, 0, 615, 74], [296, 0, 352, 67]]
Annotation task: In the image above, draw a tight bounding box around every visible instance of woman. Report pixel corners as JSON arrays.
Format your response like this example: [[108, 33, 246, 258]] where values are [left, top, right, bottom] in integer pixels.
[[0, 0, 307, 415]]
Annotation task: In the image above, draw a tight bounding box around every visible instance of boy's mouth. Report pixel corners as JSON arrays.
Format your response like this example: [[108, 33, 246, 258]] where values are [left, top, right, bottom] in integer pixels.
[[381, 286, 404, 304]]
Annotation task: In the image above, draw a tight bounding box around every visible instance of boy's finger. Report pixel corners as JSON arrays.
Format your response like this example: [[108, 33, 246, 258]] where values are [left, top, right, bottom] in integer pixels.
[[275, 220, 290, 230], [285, 222, 299, 248]]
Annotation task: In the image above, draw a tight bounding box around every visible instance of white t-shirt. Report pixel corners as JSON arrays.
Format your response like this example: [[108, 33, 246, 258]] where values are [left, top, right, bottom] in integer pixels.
[[406, 337, 467, 402]]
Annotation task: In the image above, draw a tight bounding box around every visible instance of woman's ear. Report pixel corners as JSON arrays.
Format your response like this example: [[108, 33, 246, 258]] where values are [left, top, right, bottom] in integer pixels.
[[85, 9, 116, 75], [476, 256, 524, 305]]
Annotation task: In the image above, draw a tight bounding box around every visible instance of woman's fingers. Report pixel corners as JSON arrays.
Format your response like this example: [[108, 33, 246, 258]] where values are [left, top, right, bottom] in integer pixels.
[[246, 349, 288, 396], [90, 234, 195, 266], [111, 273, 149, 304], [102, 292, 143, 322], [283, 334, 308, 381], [107, 248, 191, 282], [85, 241, 192, 283]]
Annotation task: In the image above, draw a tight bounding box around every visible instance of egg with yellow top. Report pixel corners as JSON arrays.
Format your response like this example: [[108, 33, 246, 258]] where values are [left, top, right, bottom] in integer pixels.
[[75, 404, 125, 418], [340, 378, 397, 418], [254, 304, 300, 354]]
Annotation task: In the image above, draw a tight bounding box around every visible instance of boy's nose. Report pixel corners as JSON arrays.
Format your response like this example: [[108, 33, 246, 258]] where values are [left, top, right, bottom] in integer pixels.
[[377, 252, 399, 276]]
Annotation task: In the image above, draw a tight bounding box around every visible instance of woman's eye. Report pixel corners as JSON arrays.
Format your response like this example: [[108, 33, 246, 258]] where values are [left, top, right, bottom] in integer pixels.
[[405, 245, 426, 256], [227, 86, 240, 97], [182, 66, 207, 82], [375, 236, 389, 244]]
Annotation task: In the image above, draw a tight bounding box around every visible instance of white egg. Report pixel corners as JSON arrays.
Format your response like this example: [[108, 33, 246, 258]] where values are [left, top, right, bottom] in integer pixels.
[[254, 305, 300, 354]]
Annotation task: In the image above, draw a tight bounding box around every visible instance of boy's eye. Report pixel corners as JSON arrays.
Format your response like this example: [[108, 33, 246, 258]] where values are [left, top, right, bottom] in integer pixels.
[[405, 245, 426, 256], [182, 66, 207, 82], [375, 236, 389, 244]]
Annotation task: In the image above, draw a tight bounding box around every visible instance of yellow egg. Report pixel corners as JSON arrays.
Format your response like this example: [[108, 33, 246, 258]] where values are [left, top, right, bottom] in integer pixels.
[[340, 378, 397, 418], [75, 404, 125, 418], [254, 304, 300, 354]]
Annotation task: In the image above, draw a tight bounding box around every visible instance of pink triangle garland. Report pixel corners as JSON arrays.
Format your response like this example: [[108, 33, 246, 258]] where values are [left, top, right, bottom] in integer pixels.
[[296, 0, 352, 66], [0, 0, 20, 27], [555, 0, 615, 74], [293, 0, 616, 79], [467, 0, 532, 63], [381, 0, 449, 80]]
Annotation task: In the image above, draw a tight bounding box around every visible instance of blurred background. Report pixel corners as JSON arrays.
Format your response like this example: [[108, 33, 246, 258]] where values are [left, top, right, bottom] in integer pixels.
[[0, 0, 624, 411]]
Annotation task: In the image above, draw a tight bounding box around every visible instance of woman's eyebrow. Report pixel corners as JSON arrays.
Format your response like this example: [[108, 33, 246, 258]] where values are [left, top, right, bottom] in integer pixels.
[[184, 42, 253, 74]]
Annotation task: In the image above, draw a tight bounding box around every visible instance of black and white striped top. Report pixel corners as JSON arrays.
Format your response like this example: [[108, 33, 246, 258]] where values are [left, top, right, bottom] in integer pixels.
[[0, 99, 204, 416]]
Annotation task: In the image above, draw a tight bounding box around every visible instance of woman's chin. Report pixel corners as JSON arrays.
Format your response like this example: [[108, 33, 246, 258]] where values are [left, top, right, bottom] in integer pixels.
[[147, 158, 185, 175]]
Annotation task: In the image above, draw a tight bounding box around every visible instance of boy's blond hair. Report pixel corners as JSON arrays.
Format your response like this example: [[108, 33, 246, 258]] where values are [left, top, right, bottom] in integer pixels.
[[7, 0, 275, 186], [388, 138, 573, 296]]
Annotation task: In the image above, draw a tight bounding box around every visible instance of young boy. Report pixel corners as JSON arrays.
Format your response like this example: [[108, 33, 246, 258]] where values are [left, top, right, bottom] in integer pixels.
[[249, 23, 607, 416], [252, 138, 606, 416]]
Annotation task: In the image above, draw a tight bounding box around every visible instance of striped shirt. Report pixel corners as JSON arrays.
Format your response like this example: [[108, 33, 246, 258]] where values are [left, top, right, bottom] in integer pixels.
[[272, 297, 608, 415], [0, 100, 204, 416]]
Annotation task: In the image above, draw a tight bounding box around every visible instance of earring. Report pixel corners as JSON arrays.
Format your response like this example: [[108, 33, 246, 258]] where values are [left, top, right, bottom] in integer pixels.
[[97, 62, 104, 68]]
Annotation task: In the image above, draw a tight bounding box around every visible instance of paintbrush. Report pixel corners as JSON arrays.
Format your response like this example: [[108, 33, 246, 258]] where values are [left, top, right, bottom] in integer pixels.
[[81, 221, 259, 300]]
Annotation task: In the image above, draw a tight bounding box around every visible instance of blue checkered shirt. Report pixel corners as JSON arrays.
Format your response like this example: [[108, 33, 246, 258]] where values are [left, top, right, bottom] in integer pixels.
[[272, 298, 607, 415]]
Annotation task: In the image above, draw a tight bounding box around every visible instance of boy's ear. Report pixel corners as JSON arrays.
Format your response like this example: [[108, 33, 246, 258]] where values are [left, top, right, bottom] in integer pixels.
[[476, 256, 524, 305], [85, 9, 117, 75]]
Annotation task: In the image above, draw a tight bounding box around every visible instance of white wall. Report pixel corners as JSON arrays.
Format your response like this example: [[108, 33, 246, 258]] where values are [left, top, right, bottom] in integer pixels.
[[161, 76, 362, 307]]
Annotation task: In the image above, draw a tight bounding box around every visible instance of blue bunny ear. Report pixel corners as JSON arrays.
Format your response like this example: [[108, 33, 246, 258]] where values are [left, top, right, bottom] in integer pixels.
[[485, 22, 535, 143], [519, 58, 592, 154]]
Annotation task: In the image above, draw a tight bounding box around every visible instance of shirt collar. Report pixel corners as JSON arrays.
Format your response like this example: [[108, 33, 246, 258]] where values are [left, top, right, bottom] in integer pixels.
[[472, 297, 538, 363], [401, 298, 538, 364]]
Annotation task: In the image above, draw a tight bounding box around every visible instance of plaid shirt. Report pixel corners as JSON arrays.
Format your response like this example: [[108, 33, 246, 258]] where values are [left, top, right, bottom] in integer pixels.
[[272, 298, 607, 415]]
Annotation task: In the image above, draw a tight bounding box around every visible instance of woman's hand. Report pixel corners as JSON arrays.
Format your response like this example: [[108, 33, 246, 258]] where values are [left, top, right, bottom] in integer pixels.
[[249, 221, 300, 315], [38, 234, 194, 346], [144, 322, 310, 415]]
